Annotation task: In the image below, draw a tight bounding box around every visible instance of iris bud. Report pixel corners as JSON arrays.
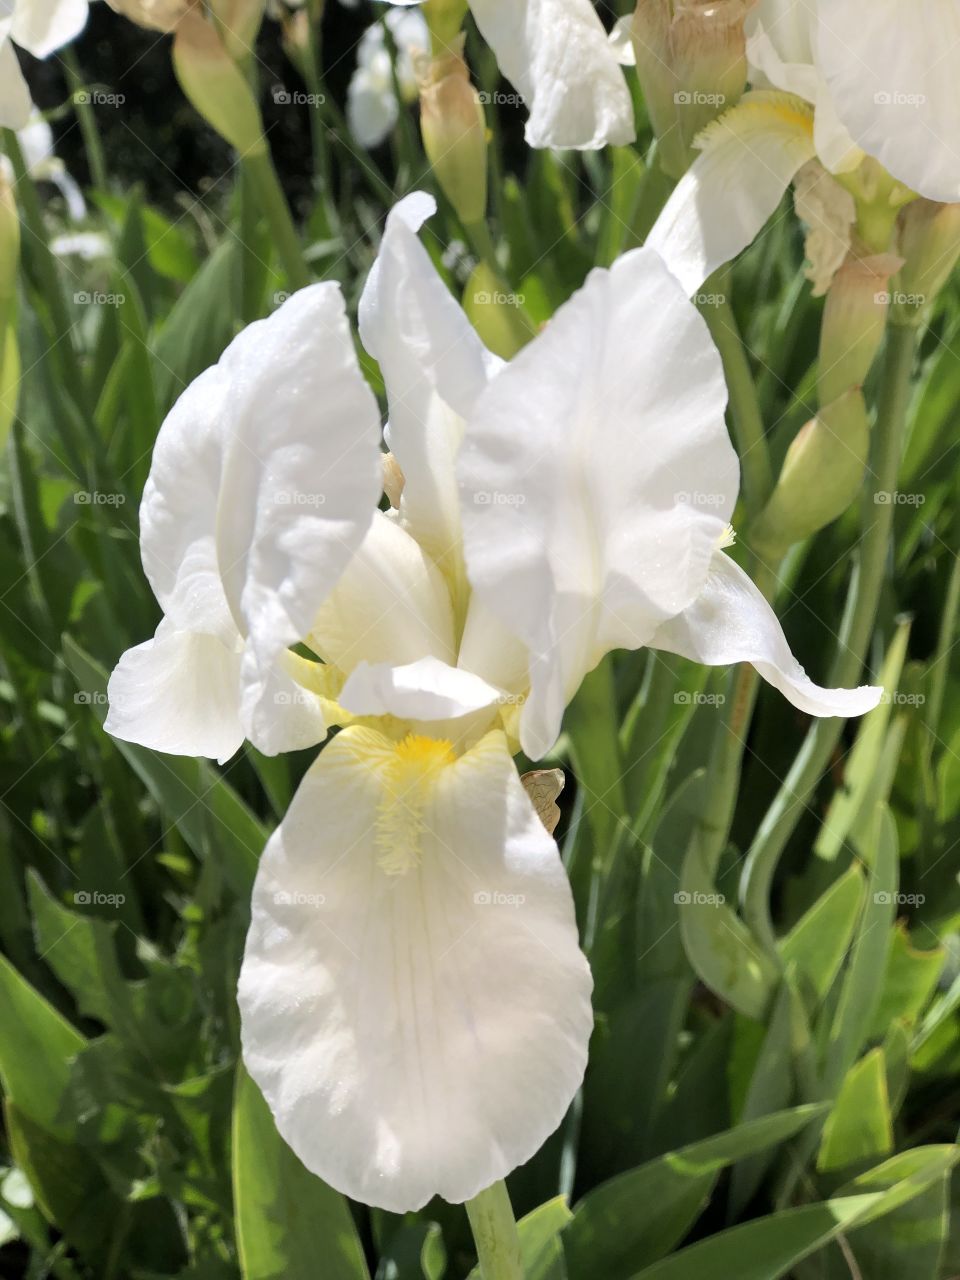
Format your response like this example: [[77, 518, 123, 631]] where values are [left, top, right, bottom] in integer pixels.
[[463, 262, 535, 360], [419, 41, 488, 227], [817, 251, 902, 406], [422, 0, 468, 51], [173, 10, 267, 156], [631, 0, 755, 178], [751, 390, 870, 560], [891, 199, 960, 327]]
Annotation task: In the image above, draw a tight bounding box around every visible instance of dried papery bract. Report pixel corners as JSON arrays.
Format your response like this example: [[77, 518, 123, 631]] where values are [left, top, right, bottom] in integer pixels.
[[632, 0, 756, 177]]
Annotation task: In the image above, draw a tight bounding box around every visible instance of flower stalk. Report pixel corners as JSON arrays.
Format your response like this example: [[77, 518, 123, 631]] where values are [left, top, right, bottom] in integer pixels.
[[740, 321, 919, 957], [465, 1181, 523, 1280]]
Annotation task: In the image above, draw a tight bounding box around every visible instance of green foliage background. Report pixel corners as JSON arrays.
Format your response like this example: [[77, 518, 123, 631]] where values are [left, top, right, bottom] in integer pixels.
[[1, 2, 959, 1277]]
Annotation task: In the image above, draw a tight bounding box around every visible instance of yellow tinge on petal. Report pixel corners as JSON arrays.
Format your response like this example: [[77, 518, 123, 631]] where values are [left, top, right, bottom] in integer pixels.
[[373, 734, 456, 876]]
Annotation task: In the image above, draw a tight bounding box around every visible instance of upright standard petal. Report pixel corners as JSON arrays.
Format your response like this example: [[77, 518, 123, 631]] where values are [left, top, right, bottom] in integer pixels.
[[815, 0, 960, 203], [359, 193, 494, 582], [216, 284, 383, 669], [649, 550, 883, 717], [238, 727, 593, 1212], [647, 91, 817, 297], [459, 248, 737, 759], [109, 284, 381, 760], [468, 0, 635, 150]]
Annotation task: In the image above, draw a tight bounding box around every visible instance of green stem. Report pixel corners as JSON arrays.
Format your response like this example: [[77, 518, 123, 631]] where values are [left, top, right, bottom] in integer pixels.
[[926, 540, 960, 743], [241, 148, 310, 290], [701, 275, 774, 522], [464, 218, 500, 279], [465, 1181, 523, 1280], [61, 50, 109, 190], [739, 322, 918, 957], [298, 19, 338, 227]]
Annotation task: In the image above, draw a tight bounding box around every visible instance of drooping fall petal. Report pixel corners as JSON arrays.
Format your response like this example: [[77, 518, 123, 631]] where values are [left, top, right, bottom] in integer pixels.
[[238, 727, 593, 1212]]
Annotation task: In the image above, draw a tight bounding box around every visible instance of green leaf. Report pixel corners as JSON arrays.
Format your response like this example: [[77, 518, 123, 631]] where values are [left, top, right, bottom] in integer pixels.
[[563, 1106, 827, 1280], [816, 621, 911, 861], [825, 806, 898, 1084], [679, 830, 779, 1021], [151, 240, 239, 414], [628, 1145, 959, 1280], [780, 865, 865, 1004], [0, 951, 85, 1138], [232, 1066, 369, 1280], [728, 977, 806, 1218], [4, 1100, 119, 1269], [27, 872, 139, 1037], [866, 926, 944, 1040], [63, 637, 265, 899], [834, 1147, 956, 1279], [817, 1048, 894, 1172], [515, 1197, 571, 1280]]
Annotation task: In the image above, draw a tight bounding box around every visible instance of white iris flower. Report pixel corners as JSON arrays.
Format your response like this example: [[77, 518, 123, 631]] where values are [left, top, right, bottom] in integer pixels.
[[648, 0, 960, 296], [107, 192, 880, 1211], [346, 6, 430, 149]]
